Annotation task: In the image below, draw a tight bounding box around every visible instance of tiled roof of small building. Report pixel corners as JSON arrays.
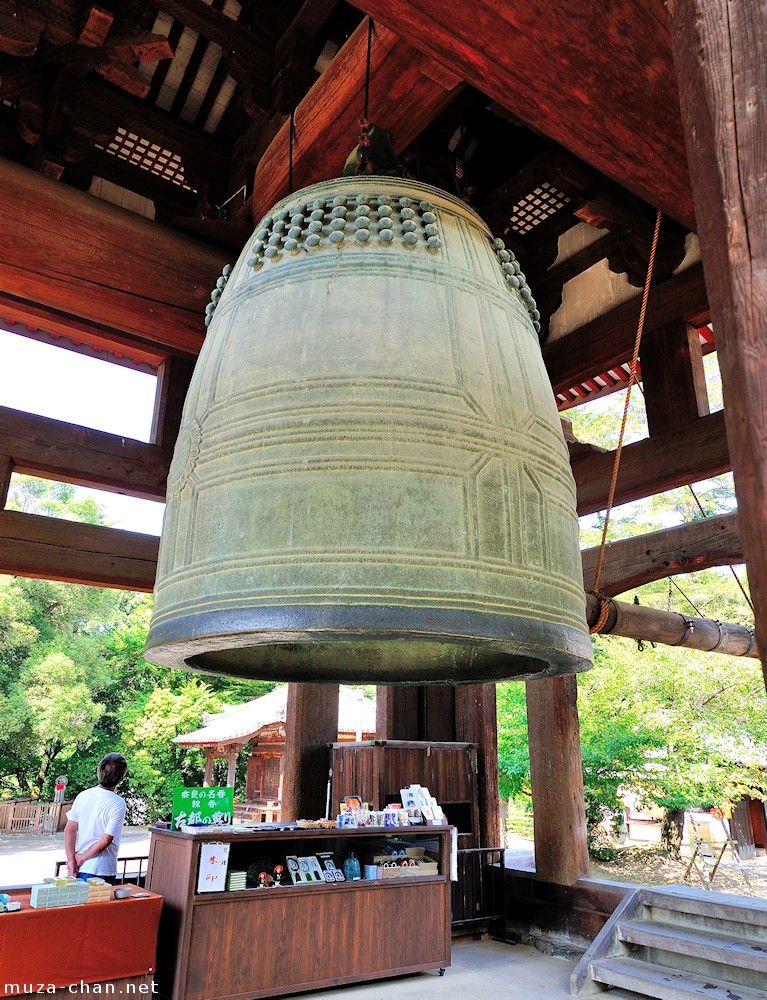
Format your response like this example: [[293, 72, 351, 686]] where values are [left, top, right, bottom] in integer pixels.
[[173, 684, 376, 747]]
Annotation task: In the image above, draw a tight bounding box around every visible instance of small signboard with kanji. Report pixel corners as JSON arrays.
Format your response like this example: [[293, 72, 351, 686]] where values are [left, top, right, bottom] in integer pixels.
[[172, 786, 235, 831], [197, 842, 231, 893]]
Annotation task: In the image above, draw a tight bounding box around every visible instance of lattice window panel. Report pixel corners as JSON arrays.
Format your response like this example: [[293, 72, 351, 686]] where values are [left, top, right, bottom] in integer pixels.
[[508, 181, 570, 234], [96, 127, 196, 192]]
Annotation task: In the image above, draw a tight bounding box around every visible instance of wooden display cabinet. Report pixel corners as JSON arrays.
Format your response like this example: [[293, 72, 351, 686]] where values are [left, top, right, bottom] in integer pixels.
[[146, 825, 453, 1000], [331, 740, 479, 847]]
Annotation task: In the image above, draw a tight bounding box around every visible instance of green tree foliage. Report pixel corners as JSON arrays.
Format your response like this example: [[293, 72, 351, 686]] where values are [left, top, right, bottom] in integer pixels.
[[0, 477, 276, 812], [498, 358, 764, 855], [119, 682, 222, 822], [7, 475, 109, 525], [496, 683, 529, 802]]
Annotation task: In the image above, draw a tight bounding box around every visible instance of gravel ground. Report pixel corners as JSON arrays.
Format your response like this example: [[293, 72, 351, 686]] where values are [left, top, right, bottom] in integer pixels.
[[588, 845, 767, 897]]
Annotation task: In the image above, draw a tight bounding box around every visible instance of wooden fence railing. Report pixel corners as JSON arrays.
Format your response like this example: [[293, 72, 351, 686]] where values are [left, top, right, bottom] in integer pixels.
[[55, 855, 149, 885], [0, 799, 64, 834], [452, 847, 506, 931]]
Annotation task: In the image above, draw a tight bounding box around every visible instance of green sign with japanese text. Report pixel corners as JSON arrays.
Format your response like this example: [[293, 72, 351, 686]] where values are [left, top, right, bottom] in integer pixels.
[[172, 786, 234, 829]]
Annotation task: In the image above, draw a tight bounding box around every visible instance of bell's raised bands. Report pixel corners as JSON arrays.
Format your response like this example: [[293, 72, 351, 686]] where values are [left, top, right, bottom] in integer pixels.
[[145, 177, 592, 684]]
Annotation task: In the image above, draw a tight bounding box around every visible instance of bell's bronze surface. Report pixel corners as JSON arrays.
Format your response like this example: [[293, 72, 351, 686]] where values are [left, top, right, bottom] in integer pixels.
[[145, 177, 592, 683]]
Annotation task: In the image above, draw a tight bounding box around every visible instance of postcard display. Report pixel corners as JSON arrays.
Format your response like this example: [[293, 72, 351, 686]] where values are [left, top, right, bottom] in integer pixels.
[[146, 825, 453, 1000]]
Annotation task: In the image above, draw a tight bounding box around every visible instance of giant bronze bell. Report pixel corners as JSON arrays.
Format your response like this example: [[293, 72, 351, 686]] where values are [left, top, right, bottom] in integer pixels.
[[145, 177, 592, 683]]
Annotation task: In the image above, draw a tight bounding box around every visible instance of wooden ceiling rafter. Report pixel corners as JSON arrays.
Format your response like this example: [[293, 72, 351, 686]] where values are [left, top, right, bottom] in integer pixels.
[[250, 16, 463, 224], [0, 158, 227, 355], [145, 0, 275, 64], [346, 0, 696, 230], [144, 15, 186, 105], [0, 302, 166, 372], [168, 6, 222, 121], [544, 262, 709, 399]]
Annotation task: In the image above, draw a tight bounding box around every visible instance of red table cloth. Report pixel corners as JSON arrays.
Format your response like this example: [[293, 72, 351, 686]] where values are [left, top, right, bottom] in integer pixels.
[[0, 886, 162, 994]]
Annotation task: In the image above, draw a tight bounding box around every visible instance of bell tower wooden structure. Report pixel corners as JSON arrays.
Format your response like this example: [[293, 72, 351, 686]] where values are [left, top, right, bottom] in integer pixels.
[[0, 0, 764, 923]]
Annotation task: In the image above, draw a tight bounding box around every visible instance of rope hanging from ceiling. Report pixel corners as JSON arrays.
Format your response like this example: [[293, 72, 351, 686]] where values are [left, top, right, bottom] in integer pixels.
[[589, 208, 663, 634]]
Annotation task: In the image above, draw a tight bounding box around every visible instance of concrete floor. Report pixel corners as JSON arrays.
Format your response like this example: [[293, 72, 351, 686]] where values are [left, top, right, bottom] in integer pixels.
[[289, 939, 575, 999]]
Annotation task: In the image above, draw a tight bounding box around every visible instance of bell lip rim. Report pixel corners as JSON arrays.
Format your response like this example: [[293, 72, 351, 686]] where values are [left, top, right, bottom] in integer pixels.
[[144, 603, 593, 681], [260, 175, 490, 233]]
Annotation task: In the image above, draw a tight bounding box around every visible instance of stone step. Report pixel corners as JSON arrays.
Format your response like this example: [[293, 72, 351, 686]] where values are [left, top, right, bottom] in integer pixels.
[[638, 885, 767, 930], [618, 918, 767, 974], [589, 956, 767, 1000]]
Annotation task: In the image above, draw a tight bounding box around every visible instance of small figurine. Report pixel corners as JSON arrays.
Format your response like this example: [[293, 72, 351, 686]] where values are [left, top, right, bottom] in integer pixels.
[[258, 872, 267, 888], [273, 865, 283, 887]]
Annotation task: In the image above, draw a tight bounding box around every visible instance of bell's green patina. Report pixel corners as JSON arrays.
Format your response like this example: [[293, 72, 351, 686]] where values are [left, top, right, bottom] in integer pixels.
[[145, 177, 592, 683]]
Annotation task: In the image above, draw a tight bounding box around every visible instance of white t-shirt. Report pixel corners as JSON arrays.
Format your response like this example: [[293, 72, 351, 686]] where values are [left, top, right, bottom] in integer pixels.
[[68, 786, 127, 876]]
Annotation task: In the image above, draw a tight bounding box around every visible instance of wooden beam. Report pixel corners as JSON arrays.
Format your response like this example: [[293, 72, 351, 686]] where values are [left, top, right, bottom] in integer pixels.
[[0, 453, 11, 506], [582, 512, 742, 597], [587, 593, 758, 659], [0, 509, 158, 591], [543, 263, 709, 398], [526, 676, 590, 883], [0, 293, 168, 367], [348, 0, 695, 230], [78, 6, 114, 48], [281, 683, 339, 822], [151, 355, 196, 448], [0, 6, 41, 57], [668, 0, 767, 686], [640, 318, 709, 437], [39, 31, 175, 67], [251, 17, 462, 224], [0, 405, 170, 501], [0, 159, 227, 355], [77, 80, 231, 186], [573, 410, 730, 517], [533, 229, 627, 313]]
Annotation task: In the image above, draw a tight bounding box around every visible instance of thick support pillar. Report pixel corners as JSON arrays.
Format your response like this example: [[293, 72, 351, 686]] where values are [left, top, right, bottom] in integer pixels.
[[421, 687, 456, 742], [640, 318, 709, 438], [281, 683, 339, 821], [525, 676, 590, 883], [203, 750, 215, 787], [669, 0, 767, 687], [375, 685, 456, 742], [455, 684, 502, 848], [375, 686, 420, 740]]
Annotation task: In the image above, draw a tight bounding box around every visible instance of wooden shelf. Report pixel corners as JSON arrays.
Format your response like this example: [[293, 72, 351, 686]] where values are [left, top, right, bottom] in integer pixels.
[[147, 826, 453, 1000]]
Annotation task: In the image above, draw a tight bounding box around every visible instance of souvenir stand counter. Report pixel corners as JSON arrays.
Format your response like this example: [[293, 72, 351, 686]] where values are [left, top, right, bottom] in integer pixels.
[[146, 824, 454, 1000], [0, 884, 162, 996]]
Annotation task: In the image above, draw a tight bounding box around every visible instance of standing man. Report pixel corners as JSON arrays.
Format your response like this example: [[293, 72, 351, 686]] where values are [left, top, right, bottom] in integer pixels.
[[65, 753, 128, 884]]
